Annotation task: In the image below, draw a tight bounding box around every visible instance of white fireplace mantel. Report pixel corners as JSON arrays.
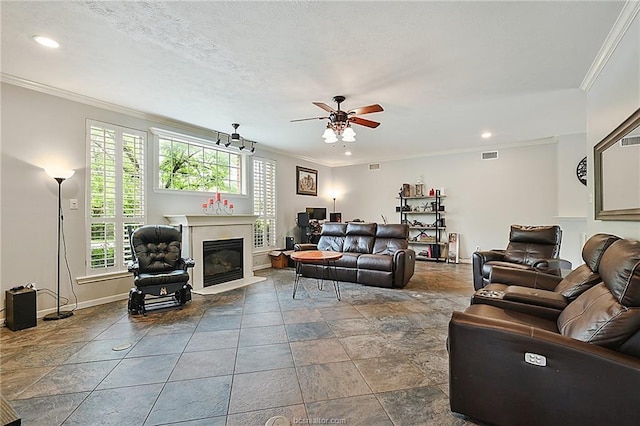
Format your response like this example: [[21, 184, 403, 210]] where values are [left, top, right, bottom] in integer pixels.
[[164, 214, 265, 295]]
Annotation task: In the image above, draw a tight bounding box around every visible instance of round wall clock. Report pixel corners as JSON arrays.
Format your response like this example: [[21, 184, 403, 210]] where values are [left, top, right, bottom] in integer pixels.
[[576, 156, 587, 186]]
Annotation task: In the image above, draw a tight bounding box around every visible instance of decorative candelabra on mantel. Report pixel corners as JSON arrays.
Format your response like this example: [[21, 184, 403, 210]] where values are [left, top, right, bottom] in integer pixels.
[[202, 192, 234, 215]]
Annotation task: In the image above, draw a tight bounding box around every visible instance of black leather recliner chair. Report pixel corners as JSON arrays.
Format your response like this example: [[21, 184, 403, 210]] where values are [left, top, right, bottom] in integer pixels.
[[449, 237, 640, 426], [472, 224, 571, 290], [127, 224, 195, 315]]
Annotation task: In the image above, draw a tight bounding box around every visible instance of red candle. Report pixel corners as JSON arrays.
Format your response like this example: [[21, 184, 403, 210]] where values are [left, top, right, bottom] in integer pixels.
[[202, 203, 208, 208], [208, 198, 214, 204], [216, 192, 221, 202], [223, 199, 228, 206], [229, 204, 234, 209]]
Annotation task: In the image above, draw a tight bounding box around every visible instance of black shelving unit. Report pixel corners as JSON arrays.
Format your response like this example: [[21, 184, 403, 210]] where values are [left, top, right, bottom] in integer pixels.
[[398, 189, 447, 261]]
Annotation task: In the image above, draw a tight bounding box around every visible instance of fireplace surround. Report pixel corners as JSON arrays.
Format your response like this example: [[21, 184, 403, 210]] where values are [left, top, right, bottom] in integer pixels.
[[164, 215, 266, 294]]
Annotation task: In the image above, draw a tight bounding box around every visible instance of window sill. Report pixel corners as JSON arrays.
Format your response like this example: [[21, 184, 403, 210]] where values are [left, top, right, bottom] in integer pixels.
[[76, 270, 131, 285]]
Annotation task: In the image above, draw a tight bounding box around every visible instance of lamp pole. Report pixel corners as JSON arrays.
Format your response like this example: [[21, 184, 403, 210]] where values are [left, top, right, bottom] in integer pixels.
[[44, 172, 74, 321], [333, 197, 336, 213]]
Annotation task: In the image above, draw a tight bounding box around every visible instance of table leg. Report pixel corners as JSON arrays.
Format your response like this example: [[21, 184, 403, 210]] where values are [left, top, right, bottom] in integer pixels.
[[327, 259, 341, 301], [292, 260, 302, 299]]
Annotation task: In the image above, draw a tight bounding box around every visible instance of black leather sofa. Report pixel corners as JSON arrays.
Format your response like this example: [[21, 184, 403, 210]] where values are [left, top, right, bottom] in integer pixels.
[[294, 222, 415, 288], [449, 237, 640, 426]]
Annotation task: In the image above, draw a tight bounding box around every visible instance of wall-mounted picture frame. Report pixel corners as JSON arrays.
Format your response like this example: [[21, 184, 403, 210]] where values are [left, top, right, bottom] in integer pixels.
[[296, 166, 318, 196]]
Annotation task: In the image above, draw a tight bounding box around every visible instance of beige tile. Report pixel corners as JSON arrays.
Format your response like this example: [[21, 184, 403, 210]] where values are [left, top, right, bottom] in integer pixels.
[[282, 308, 323, 324], [290, 338, 350, 366], [228, 368, 303, 414], [354, 356, 433, 393], [297, 361, 372, 402]]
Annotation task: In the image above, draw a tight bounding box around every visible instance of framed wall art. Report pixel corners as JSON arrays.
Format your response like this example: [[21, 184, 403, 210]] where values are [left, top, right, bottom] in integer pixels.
[[296, 166, 317, 196]]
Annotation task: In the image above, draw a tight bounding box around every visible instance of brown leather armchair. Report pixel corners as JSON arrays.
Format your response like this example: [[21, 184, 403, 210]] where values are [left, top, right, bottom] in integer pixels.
[[449, 238, 640, 426], [472, 224, 571, 290]]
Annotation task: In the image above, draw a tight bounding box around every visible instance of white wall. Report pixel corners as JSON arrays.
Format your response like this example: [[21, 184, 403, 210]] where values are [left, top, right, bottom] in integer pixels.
[[332, 141, 575, 261], [0, 83, 335, 315], [586, 8, 640, 239]]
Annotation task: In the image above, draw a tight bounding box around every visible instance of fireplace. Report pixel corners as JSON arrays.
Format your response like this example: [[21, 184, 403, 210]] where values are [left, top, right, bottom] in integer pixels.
[[203, 238, 243, 287]]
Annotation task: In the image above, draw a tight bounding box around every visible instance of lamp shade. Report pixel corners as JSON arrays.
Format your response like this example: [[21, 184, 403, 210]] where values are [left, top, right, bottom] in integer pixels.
[[342, 134, 356, 142], [343, 126, 356, 138], [322, 127, 335, 139], [45, 167, 75, 180], [324, 135, 338, 143]]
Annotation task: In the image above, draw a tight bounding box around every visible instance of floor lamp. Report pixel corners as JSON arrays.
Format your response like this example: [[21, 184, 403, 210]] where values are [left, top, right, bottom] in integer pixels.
[[43, 168, 75, 321]]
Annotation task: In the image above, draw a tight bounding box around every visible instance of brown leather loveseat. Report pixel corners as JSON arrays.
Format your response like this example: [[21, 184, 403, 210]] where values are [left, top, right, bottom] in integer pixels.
[[449, 237, 640, 425], [295, 222, 415, 288]]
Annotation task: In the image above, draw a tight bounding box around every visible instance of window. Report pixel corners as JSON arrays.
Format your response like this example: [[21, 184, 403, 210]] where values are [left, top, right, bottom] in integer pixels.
[[253, 157, 276, 249], [87, 120, 145, 272], [153, 129, 242, 194]]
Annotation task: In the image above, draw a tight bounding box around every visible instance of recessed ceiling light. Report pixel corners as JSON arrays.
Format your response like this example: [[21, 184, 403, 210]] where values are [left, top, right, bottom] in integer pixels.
[[33, 35, 59, 48], [481, 132, 492, 139], [345, 151, 352, 156]]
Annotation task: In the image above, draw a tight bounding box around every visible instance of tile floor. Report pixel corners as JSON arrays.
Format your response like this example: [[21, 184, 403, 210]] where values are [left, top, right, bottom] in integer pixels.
[[1, 261, 477, 425]]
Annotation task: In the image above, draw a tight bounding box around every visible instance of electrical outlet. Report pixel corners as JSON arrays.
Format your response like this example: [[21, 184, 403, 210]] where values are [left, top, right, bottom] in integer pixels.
[[70, 199, 78, 210]]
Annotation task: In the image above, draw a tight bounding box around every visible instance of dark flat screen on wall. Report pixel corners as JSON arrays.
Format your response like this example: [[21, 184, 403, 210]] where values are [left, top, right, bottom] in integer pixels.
[[305, 207, 327, 220]]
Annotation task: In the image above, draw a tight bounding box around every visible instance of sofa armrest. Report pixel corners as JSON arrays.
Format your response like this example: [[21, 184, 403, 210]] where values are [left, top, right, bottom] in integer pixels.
[[127, 261, 139, 275], [532, 258, 573, 274], [294, 243, 317, 251], [393, 248, 416, 288], [489, 266, 562, 291], [472, 250, 506, 290], [448, 311, 640, 426], [180, 257, 196, 270]]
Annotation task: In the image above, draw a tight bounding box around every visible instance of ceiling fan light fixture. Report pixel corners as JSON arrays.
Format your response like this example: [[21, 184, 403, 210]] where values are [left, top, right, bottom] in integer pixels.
[[324, 135, 338, 143], [343, 125, 356, 139], [322, 126, 335, 139], [342, 134, 356, 142]]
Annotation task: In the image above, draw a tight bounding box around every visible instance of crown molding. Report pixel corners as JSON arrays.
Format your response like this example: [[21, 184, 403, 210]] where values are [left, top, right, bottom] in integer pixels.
[[0, 73, 256, 144], [580, 1, 640, 91]]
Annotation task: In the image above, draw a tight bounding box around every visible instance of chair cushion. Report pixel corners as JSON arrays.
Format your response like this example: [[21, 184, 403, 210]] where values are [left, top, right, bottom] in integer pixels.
[[482, 261, 533, 279], [135, 270, 190, 287], [357, 254, 394, 272], [558, 283, 640, 348], [598, 239, 640, 307], [581, 233, 620, 271], [132, 225, 183, 272], [504, 225, 561, 265], [554, 264, 602, 300]]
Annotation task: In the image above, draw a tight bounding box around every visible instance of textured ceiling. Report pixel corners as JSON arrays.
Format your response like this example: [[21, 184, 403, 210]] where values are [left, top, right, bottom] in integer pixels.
[[0, 1, 626, 166]]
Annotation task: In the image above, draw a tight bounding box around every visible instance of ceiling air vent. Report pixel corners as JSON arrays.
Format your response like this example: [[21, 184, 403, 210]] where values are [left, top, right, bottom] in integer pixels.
[[620, 136, 640, 147], [481, 151, 499, 160], [368, 163, 381, 171]]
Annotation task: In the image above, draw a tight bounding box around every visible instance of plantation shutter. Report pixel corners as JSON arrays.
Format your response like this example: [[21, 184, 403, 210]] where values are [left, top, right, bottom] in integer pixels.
[[253, 157, 277, 249], [88, 120, 146, 272]]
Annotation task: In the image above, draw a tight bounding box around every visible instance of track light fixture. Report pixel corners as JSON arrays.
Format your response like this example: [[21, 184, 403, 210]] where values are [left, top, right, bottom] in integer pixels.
[[208, 123, 257, 154]]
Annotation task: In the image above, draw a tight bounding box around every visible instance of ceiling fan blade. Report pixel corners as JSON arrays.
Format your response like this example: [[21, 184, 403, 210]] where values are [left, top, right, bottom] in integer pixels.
[[312, 102, 336, 113], [290, 116, 328, 122], [350, 116, 381, 128], [348, 104, 384, 116]]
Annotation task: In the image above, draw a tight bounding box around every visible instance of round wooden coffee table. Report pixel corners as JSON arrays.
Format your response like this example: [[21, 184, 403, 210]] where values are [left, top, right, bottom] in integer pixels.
[[290, 250, 343, 300]]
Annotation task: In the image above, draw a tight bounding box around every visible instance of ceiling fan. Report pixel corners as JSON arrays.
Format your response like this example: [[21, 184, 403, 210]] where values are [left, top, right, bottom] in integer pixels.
[[291, 95, 383, 143]]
